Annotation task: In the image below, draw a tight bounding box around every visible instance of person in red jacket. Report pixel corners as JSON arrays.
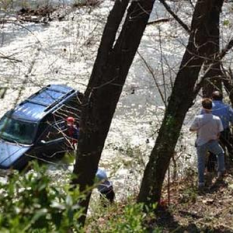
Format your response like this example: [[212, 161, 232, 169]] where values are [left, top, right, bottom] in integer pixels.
[[65, 116, 80, 149]]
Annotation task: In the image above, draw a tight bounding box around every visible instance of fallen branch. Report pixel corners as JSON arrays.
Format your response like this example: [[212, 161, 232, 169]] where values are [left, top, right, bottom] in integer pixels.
[[73, 0, 103, 7], [147, 18, 171, 25], [0, 88, 7, 99], [0, 52, 22, 62], [0, 55, 22, 63]]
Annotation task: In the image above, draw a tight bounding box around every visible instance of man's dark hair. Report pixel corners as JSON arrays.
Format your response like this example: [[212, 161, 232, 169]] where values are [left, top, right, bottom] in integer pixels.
[[202, 98, 212, 110], [212, 91, 223, 101]]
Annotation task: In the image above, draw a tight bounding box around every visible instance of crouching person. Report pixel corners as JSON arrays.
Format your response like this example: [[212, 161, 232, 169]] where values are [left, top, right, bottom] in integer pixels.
[[96, 169, 115, 205], [190, 98, 226, 189]]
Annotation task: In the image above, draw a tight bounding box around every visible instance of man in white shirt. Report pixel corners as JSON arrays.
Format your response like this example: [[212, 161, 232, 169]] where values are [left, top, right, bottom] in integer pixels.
[[190, 98, 226, 188], [202, 91, 233, 171]]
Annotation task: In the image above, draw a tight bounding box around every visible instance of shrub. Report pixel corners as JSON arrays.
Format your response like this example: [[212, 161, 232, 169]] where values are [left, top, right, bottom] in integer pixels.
[[0, 162, 85, 232], [87, 196, 160, 233]]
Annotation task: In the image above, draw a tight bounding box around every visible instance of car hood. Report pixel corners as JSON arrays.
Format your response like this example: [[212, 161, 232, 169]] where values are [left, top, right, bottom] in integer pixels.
[[0, 139, 30, 169]]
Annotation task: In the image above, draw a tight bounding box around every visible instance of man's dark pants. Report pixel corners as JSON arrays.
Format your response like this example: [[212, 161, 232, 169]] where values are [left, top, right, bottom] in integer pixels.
[[207, 128, 233, 172]]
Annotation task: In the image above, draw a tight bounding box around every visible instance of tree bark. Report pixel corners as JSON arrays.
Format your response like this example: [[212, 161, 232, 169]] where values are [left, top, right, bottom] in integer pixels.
[[72, 0, 156, 226], [137, 0, 224, 205], [202, 1, 223, 97], [222, 66, 233, 105], [219, 39, 233, 105]]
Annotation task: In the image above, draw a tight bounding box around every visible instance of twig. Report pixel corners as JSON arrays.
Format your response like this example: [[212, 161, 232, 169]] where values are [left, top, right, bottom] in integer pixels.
[[158, 27, 167, 104], [137, 51, 167, 106]]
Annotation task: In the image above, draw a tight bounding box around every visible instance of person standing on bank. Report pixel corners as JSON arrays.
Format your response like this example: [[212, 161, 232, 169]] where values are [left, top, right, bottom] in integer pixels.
[[190, 98, 226, 188], [204, 91, 233, 171], [211, 91, 233, 160]]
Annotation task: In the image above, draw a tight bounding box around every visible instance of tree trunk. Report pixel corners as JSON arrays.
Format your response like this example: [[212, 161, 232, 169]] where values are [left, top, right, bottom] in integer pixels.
[[72, 0, 156, 226], [137, 0, 224, 205], [220, 40, 233, 105], [223, 68, 233, 105], [202, 1, 223, 97]]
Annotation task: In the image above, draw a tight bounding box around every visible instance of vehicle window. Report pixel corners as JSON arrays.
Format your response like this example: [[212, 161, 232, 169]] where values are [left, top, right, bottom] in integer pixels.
[[0, 116, 37, 144], [40, 121, 64, 142]]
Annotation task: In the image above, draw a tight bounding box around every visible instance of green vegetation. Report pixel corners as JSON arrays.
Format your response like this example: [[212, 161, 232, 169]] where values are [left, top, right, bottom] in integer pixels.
[[88, 197, 159, 233], [0, 162, 160, 232], [0, 163, 85, 232]]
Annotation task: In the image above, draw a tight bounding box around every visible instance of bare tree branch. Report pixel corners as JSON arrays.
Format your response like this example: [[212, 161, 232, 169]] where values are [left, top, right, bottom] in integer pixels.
[[137, 51, 167, 106], [188, 0, 195, 9], [219, 39, 233, 60], [194, 38, 233, 94], [159, 0, 190, 33]]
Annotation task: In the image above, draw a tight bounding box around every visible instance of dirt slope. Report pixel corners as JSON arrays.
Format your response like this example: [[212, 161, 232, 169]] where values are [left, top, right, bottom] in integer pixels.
[[154, 167, 233, 232]]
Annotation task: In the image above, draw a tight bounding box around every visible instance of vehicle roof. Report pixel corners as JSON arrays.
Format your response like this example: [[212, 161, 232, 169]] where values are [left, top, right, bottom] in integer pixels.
[[11, 84, 78, 122]]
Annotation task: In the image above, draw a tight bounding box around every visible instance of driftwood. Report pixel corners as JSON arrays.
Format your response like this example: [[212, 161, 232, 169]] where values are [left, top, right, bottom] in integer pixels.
[[18, 6, 56, 17], [0, 88, 7, 99], [17, 6, 57, 23], [73, 0, 103, 7], [147, 18, 171, 25], [1, 1, 104, 24]]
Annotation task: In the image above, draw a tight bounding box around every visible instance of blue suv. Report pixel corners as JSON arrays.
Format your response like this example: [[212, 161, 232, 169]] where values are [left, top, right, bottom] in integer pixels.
[[0, 84, 82, 170]]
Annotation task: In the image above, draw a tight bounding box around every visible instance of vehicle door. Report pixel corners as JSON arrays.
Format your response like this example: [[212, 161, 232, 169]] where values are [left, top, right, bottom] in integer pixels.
[[32, 120, 67, 159]]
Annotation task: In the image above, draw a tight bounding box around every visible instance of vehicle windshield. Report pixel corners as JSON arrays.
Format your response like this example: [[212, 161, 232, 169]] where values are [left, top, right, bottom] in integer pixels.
[[0, 116, 37, 144]]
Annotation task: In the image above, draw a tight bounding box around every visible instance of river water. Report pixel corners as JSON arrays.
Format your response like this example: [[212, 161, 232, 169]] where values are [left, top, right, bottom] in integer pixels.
[[0, 0, 202, 201], [1, 0, 75, 9]]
